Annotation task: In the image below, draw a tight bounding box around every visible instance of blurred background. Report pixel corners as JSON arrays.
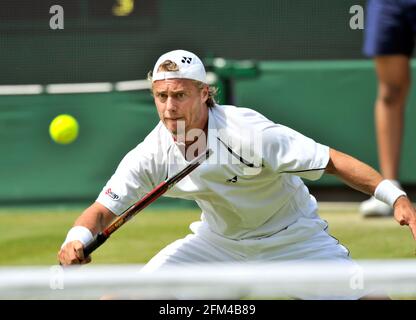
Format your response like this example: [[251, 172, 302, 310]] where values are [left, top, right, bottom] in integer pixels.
[[0, 0, 415, 278], [3, 1, 416, 208], [2, 0, 416, 206]]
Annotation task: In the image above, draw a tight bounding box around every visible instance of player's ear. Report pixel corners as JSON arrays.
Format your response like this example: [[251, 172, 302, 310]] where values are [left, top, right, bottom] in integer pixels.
[[200, 84, 209, 103]]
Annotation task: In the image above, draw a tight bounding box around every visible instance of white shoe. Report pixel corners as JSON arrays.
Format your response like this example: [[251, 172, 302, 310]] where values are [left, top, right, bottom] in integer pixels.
[[359, 196, 393, 217]]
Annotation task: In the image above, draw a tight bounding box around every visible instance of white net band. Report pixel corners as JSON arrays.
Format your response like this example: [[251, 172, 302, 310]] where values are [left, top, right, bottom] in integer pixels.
[[1, 260, 416, 300]]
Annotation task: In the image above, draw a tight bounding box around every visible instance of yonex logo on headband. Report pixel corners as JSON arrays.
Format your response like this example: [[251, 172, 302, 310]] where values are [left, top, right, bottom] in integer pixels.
[[181, 57, 192, 64]]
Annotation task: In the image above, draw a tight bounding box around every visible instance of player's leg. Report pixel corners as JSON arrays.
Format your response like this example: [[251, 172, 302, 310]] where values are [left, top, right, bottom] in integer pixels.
[[140, 223, 244, 273], [375, 0, 416, 179], [137, 224, 248, 299], [360, 56, 410, 217], [256, 216, 365, 299], [100, 223, 243, 299], [375, 55, 410, 180]]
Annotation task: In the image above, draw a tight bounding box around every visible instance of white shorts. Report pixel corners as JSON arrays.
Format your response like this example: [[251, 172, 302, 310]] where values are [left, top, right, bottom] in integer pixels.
[[141, 216, 351, 269], [140, 216, 365, 299]]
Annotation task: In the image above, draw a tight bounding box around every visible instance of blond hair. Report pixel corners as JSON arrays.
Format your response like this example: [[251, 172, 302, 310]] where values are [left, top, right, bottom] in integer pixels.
[[148, 60, 217, 108]]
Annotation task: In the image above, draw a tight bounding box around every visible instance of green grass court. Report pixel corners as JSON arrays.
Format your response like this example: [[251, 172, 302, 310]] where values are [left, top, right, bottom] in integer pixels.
[[0, 204, 414, 266]]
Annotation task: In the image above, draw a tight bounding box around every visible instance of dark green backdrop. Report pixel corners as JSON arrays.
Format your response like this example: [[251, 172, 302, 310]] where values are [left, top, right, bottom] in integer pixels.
[[3, 1, 415, 204], [2, 0, 366, 84], [2, 61, 416, 204]]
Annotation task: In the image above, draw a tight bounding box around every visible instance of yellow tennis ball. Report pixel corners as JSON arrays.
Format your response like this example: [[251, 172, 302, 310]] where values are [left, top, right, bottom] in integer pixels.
[[49, 114, 79, 144]]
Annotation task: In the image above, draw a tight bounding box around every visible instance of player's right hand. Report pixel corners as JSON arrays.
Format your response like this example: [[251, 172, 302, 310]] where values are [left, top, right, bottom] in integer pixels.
[[58, 240, 92, 266], [393, 196, 416, 241]]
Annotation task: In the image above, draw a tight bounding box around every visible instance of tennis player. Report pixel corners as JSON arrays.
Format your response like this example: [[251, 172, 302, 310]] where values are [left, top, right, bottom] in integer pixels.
[[58, 50, 416, 298]]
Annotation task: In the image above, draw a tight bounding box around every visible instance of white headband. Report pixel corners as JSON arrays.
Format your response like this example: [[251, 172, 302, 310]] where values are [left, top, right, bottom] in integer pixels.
[[152, 49, 207, 83]]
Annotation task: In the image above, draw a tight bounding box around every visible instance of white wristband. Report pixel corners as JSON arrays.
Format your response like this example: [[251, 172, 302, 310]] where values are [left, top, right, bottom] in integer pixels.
[[374, 180, 406, 207], [61, 226, 94, 249]]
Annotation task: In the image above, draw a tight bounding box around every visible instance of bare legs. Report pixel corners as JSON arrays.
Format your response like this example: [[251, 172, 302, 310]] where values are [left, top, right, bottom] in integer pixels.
[[374, 55, 410, 180], [360, 55, 410, 217]]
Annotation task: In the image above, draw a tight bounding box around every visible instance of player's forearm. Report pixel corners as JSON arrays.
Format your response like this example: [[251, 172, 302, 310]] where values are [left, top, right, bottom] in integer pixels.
[[74, 202, 116, 235], [325, 148, 383, 196]]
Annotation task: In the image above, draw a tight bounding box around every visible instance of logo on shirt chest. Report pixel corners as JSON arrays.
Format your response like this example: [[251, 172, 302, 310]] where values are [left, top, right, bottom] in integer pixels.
[[226, 176, 238, 183]]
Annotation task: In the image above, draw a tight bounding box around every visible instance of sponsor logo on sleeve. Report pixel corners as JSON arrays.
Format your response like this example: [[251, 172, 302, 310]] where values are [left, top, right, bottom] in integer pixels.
[[105, 188, 120, 200]]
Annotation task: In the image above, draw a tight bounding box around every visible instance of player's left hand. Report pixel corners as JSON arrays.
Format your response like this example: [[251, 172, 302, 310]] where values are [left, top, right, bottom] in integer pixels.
[[393, 196, 416, 240]]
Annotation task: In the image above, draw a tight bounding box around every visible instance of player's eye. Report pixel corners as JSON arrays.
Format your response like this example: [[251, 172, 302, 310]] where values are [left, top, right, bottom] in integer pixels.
[[176, 92, 186, 99], [157, 93, 168, 100]]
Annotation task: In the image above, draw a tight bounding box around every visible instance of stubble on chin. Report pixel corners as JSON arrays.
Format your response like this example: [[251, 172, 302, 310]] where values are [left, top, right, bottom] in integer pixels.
[[164, 119, 187, 141]]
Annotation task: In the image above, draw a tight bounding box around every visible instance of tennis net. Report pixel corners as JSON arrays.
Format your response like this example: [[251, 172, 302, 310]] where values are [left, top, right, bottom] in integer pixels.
[[1, 260, 416, 300]]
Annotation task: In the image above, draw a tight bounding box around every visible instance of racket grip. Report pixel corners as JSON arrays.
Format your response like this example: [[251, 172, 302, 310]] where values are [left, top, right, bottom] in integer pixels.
[[83, 232, 108, 257]]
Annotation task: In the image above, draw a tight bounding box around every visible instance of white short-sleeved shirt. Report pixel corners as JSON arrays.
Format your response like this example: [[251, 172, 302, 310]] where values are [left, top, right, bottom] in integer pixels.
[[96, 105, 330, 240]]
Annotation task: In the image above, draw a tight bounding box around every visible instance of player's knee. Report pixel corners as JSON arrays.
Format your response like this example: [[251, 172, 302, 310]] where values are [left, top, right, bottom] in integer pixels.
[[377, 82, 409, 107]]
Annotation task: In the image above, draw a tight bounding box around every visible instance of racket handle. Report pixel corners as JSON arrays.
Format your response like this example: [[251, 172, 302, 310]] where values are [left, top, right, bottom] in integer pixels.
[[83, 232, 108, 257]]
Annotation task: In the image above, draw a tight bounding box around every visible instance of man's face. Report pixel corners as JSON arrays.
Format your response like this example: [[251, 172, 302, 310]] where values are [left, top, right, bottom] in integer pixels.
[[152, 79, 209, 137]]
